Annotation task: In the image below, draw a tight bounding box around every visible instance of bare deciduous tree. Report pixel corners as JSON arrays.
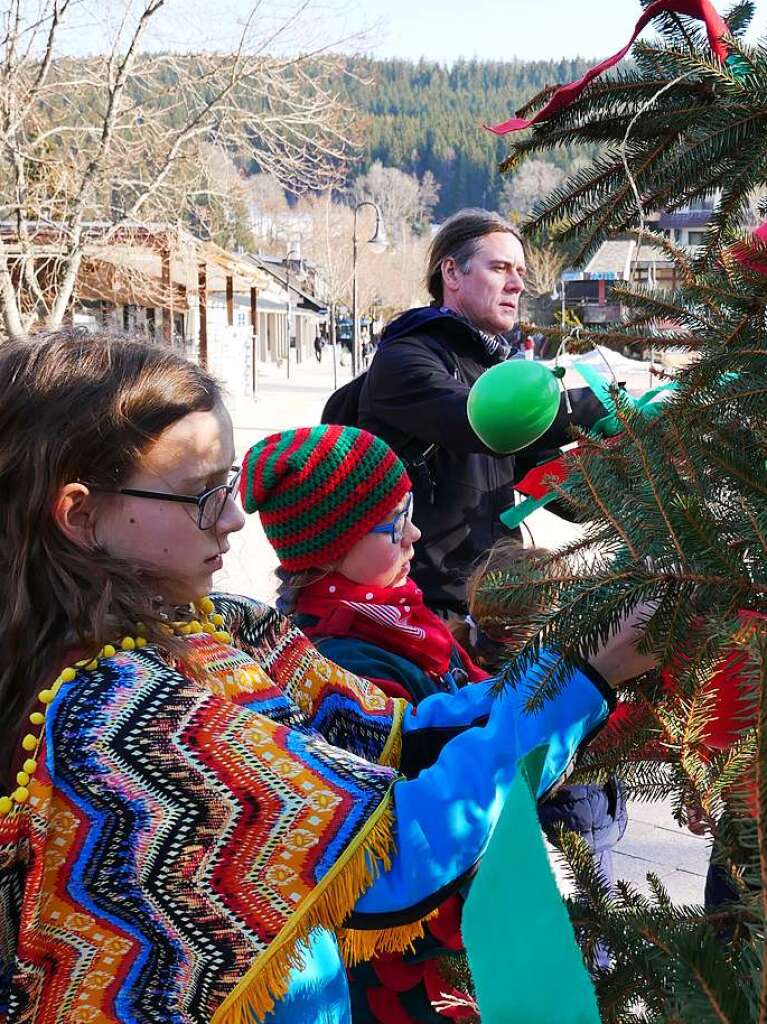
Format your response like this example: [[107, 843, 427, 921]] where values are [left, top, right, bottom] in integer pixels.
[[248, 172, 292, 247], [499, 159, 567, 220], [523, 242, 567, 299], [351, 160, 439, 241], [298, 190, 429, 327], [0, 0, 355, 336]]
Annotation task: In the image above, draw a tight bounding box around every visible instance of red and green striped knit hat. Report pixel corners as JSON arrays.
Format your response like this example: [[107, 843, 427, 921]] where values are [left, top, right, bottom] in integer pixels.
[[240, 425, 411, 570]]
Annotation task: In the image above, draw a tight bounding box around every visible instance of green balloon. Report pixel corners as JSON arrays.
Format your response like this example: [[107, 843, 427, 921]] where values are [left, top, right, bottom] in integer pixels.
[[467, 360, 561, 453]]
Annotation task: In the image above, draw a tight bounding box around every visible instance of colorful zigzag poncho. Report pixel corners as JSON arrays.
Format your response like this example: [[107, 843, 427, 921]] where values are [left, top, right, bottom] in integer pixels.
[[0, 595, 414, 1024], [1, 594, 614, 1023]]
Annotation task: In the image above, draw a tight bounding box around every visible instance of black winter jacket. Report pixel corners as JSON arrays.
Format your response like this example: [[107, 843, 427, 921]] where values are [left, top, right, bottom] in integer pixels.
[[358, 307, 607, 611]]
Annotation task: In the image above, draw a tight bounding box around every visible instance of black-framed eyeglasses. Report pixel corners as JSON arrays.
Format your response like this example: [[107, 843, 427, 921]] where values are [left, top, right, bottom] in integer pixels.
[[88, 466, 242, 531], [369, 493, 413, 544]]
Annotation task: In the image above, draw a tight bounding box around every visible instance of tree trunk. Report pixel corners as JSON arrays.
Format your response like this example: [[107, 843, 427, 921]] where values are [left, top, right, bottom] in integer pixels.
[[0, 261, 26, 340], [47, 251, 82, 329]]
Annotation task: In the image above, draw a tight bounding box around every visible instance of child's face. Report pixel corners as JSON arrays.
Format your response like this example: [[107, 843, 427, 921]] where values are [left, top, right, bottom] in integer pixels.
[[334, 495, 421, 589], [92, 405, 246, 603]]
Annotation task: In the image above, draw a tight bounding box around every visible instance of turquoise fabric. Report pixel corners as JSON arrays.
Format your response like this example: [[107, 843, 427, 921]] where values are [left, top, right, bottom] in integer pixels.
[[262, 929, 350, 1024], [463, 763, 601, 1023], [314, 634, 466, 704]]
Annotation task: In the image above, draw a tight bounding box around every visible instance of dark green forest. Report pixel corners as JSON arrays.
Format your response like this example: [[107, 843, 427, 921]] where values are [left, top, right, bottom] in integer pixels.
[[332, 56, 597, 217]]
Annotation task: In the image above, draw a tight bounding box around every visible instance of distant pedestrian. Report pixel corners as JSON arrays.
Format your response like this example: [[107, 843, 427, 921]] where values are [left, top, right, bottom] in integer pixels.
[[314, 333, 323, 362]]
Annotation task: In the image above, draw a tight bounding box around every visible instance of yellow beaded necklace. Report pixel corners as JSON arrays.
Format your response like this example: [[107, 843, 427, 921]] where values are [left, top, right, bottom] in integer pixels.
[[0, 596, 231, 818]]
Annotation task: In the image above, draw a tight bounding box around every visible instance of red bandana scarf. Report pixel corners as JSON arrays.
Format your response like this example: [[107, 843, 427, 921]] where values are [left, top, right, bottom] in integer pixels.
[[296, 574, 488, 682]]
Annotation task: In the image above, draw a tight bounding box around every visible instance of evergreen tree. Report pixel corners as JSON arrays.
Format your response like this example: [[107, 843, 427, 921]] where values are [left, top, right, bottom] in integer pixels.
[[471, 3, 767, 1020], [330, 56, 599, 217]]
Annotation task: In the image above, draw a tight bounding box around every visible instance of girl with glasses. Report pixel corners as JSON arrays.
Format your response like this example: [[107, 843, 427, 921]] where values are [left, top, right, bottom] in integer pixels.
[[0, 332, 652, 1024]]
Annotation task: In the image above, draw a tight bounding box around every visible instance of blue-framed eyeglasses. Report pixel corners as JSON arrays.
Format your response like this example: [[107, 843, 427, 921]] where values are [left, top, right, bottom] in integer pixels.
[[87, 466, 242, 531], [369, 493, 413, 544]]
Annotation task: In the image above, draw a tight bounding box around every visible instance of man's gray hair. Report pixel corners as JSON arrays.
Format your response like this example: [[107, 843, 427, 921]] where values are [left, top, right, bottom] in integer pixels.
[[426, 209, 522, 304]]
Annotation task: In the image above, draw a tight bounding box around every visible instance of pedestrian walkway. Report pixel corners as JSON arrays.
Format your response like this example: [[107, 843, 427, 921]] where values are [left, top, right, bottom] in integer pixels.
[[216, 355, 710, 908]]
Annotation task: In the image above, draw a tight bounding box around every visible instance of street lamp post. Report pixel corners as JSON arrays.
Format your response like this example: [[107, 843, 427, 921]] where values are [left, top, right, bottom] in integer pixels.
[[285, 245, 301, 380], [352, 201, 386, 377]]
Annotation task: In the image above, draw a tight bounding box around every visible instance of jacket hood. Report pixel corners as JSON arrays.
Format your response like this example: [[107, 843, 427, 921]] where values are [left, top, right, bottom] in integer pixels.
[[378, 306, 459, 348]]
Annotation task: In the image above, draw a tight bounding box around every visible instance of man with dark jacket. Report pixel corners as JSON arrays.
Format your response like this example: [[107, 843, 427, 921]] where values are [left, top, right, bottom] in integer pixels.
[[358, 208, 606, 615]]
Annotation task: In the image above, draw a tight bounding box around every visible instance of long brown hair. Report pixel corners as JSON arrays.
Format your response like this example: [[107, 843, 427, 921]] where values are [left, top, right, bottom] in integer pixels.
[[0, 329, 222, 782], [461, 539, 548, 671]]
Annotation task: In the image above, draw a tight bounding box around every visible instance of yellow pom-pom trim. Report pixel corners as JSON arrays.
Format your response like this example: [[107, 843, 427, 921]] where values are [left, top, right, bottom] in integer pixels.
[[5, 596, 228, 816]]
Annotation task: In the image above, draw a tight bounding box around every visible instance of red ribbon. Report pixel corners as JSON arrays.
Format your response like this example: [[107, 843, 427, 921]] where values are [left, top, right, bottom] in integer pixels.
[[731, 220, 767, 275], [487, 0, 730, 136]]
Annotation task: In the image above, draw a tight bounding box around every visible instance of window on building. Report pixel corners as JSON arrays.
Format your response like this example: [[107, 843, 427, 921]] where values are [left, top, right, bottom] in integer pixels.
[[687, 231, 708, 246]]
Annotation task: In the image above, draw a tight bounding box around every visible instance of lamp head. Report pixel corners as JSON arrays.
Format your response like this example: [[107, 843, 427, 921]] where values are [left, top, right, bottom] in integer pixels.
[[368, 211, 387, 254]]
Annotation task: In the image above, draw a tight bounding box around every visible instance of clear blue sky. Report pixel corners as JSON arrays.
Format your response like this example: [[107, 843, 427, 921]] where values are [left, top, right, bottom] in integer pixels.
[[62, 0, 767, 63], [349, 0, 767, 63]]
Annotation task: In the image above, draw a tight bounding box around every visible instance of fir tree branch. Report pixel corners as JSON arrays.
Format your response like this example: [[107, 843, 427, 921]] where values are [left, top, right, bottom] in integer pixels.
[[753, 633, 767, 1024], [615, 405, 687, 564], [739, 496, 767, 558]]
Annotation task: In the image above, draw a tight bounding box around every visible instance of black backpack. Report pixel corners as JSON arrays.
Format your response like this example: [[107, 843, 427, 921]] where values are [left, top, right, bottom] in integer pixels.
[[321, 371, 368, 427]]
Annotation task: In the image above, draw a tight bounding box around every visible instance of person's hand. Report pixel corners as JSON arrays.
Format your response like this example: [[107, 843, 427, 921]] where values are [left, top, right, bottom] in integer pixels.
[[587, 603, 657, 687], [683, 793, 709, 836]]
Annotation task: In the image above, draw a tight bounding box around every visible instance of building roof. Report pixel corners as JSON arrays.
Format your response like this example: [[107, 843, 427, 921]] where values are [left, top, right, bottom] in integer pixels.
[[657, 210, 712, 230], [585, 238, 672, 279], [245, 254, 325, 313], [0, 221, 271, 302]]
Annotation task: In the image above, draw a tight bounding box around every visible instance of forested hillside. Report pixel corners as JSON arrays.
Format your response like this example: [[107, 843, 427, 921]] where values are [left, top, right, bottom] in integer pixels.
[[332, 57, 596, 217]]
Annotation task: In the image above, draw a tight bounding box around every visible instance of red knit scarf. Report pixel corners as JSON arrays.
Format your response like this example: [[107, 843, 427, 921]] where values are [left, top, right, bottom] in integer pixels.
[[296, 573, 488, 682]]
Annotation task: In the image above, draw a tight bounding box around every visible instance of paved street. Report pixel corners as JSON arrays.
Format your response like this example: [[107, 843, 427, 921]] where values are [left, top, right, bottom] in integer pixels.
[[215, 352, 710, 907]]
